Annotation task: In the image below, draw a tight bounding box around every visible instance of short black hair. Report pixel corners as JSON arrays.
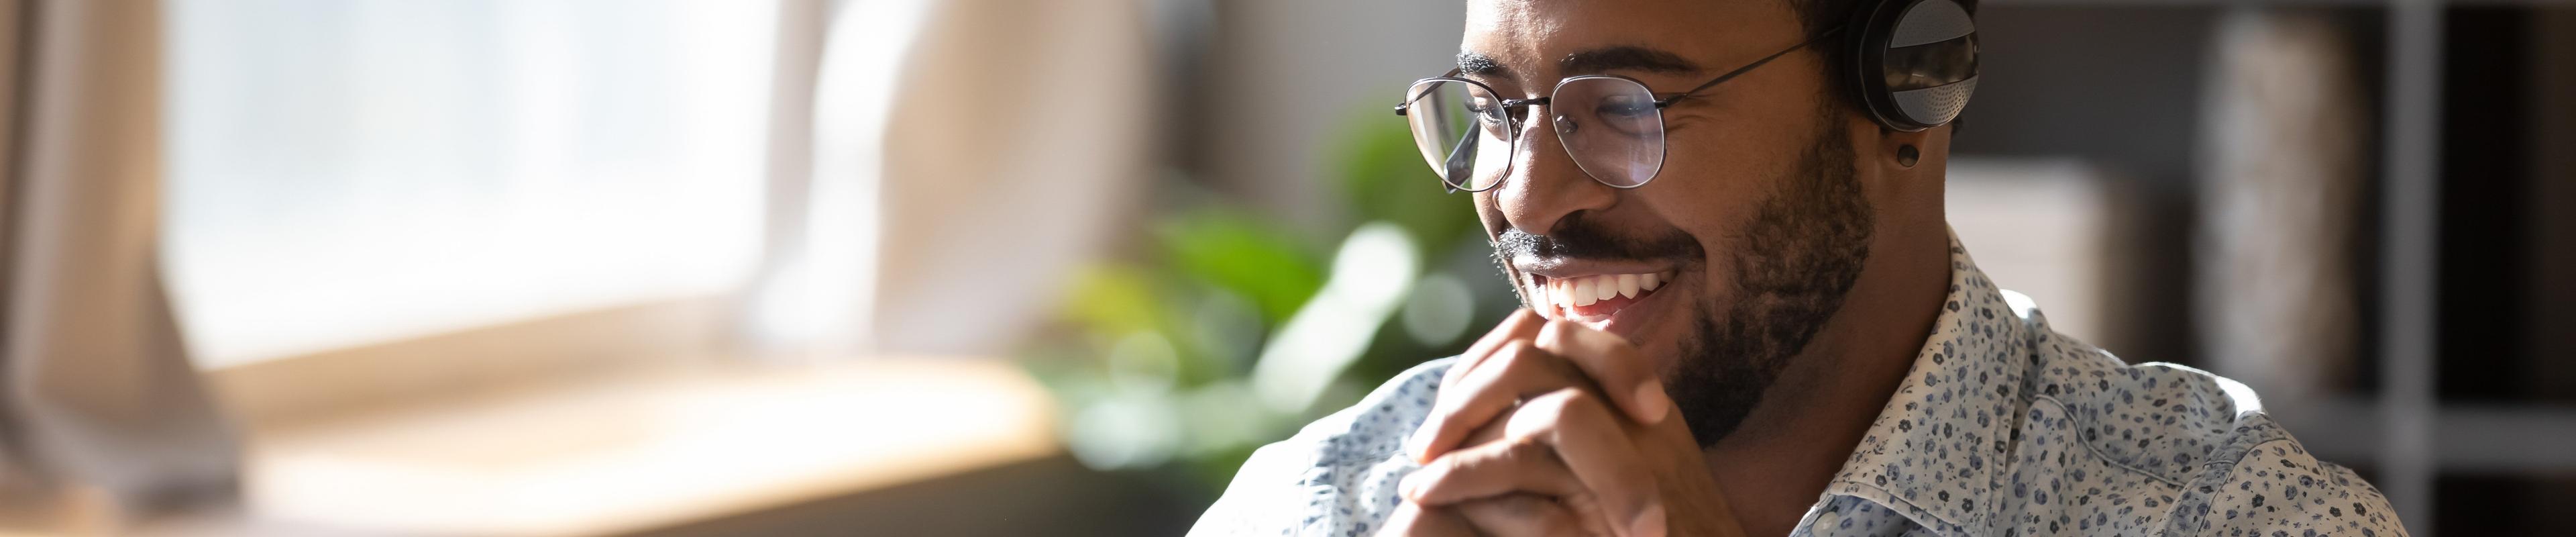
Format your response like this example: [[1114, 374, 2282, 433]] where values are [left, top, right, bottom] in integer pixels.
[[1784, 0, 1977, 38]]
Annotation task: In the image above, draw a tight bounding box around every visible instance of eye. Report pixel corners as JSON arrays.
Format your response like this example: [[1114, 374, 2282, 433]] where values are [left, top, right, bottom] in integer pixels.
[[1464, 99, 1505, 124], [1595, 94, 1654, 120]]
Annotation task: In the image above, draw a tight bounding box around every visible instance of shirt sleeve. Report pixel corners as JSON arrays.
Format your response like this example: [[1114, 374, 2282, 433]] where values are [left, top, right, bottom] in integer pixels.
[[2169, 439, 2408, 537], [1187, 439, 1320, 536], [1187, 358, 1452, 536]]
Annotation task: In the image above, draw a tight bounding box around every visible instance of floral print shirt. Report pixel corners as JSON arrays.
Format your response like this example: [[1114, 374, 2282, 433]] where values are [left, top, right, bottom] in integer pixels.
[[1188, 235, 2406, 537]]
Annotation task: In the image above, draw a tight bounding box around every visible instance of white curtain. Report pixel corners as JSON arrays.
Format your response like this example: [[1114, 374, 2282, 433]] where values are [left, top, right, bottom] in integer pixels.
[[749, 0, 1153, 356], [0, 0, 238, 520], [161, 0, 779, 367]]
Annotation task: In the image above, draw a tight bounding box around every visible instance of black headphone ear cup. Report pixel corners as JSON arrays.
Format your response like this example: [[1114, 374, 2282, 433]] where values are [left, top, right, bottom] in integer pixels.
[[1845, 0, 1978, 132]]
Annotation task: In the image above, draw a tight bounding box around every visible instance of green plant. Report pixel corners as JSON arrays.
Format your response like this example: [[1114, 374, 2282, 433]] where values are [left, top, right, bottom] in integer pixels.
[[1023, 106, 1517, 493]]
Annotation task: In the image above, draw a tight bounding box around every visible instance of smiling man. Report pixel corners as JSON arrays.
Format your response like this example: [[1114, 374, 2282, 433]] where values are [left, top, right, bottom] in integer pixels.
[[1187, 0, 2407, 536]]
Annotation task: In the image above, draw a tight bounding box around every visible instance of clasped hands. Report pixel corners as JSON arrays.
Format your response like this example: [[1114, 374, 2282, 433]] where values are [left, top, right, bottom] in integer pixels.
[[1381, 310, 1746, 537]]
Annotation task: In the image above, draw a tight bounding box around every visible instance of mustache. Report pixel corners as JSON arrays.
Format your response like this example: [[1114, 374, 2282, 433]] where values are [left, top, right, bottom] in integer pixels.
[[1492, 215, 1704, 264]]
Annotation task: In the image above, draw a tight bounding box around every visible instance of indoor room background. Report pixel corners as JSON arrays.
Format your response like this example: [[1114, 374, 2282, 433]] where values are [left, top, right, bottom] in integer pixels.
[[0, 0, 2567, 535]]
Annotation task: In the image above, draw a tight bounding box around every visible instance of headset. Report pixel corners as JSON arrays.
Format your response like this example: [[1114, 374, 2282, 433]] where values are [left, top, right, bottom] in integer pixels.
[[1840, 0, 1980, 132]]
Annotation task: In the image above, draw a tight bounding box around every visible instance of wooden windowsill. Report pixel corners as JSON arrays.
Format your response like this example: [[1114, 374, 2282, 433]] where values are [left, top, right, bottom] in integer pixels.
[[157, 356, 1057, 537]]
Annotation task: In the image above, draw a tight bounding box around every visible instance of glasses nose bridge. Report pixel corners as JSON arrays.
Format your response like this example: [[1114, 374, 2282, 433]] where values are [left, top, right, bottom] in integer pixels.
[[1501, 90, 1576, 156], [1499, 96, 1552, 128], [1495, 98, 1603, 197], [1496, 90, 1627, 192]]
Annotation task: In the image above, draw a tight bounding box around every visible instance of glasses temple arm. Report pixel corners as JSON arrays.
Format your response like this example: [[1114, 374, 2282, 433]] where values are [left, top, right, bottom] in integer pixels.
[[1397, 86, 1435, 115], [1397, 69, 1471, 115], [1668, 26, 1846, 103]]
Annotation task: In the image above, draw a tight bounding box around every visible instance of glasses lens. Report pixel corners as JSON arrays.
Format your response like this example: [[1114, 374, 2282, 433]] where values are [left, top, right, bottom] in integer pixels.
[[1403, 80, 1513, 191], [1552, 77, 1666, 187]]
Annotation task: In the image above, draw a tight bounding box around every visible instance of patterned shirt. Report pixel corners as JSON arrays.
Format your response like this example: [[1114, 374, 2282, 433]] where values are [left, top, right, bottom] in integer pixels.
[[1187, 235, 2408, 536]]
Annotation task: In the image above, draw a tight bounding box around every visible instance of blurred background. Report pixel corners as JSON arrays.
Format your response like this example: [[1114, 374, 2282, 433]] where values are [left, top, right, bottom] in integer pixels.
[[0, 0, 2566, 535]]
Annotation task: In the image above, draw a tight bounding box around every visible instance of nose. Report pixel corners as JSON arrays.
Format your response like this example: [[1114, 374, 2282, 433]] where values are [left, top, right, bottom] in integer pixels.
[[1488, 109, 1619, 239]]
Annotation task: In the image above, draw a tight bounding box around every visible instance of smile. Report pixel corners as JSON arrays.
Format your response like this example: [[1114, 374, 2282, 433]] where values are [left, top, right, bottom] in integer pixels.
[[1534, 271, 1671, 325]]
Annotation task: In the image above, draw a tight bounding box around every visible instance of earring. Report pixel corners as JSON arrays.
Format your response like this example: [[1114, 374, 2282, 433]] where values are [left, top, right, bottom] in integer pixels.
[[1896, 144, 1920, 168]]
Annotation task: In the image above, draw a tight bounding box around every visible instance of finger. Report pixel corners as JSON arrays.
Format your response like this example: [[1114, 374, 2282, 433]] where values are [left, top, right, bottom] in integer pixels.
[[1409, 340, 1589, 462], [1401, 436, 1592, 514], [1440, 309, 1546, 391], [1513, 388, 1668, 537], [1377, 501, 1477, 537], [1419, 409, 1523, 499], [1415, 309, 1544, 462], [1532, 320, 1672, 425], [1459, 409, 1509, 446], [1454, 494, 1605, 537]]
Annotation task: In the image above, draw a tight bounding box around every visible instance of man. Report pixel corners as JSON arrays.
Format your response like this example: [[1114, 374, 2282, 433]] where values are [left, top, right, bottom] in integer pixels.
[[1189, 0, 2407, 535]]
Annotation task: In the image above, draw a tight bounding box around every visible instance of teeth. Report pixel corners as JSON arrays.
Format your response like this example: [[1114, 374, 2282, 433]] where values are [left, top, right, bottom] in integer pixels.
[[1542, 272, 1668, 312]]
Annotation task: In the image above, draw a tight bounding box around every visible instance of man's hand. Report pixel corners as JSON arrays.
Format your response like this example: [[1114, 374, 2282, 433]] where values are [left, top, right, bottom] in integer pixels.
[[1378, 310, 1744, 537]]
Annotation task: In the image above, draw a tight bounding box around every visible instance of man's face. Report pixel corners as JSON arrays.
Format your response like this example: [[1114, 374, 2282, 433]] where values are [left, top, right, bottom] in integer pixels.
[[1467, 0, 1878, 446]]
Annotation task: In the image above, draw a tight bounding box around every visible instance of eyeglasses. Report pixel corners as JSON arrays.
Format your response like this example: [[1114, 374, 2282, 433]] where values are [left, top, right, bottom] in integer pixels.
[[1395, 29, 1839, 192]]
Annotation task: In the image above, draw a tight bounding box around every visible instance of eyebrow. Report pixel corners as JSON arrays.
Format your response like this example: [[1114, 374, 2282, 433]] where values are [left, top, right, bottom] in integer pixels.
[[1560, 46, 1701, 75], [1458, 52, 1505, 77], [1456, 46, 1704, 80]]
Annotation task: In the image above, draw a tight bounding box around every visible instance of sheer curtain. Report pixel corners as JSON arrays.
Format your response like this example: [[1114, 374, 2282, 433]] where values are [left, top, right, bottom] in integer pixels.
[[749, 0, 1153, 357], [162, 0, 778, 367]]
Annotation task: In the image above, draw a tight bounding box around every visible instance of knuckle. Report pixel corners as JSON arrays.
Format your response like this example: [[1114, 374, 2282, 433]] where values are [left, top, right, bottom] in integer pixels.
[[1485, 342, 1550, 379], [1529, 387, 1595, 416], [1559, 387, 1605, 410], [1505, 394, 1575, 436], [1439, 446, 1496, 475], [1538, 319, 1580, 343], [1499, 435, 1552, 464], [1492, 340, 1540, 365], [1455, 346, 1528, 400], [1440, 450, 1492, 476], [1444, 438, 1538, 478]]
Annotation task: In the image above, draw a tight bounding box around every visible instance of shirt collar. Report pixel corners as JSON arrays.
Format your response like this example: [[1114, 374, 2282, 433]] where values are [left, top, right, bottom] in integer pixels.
[[1815, 230, 2033, 531]]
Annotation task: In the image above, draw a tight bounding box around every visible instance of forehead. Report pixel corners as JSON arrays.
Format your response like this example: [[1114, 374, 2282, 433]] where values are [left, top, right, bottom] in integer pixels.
[[1461, 0, 1803, 81]]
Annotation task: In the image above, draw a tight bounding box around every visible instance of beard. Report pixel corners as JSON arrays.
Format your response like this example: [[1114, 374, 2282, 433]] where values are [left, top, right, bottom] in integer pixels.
[[1666, 113, 1874, 447], [1489, 106, 1874, 448]]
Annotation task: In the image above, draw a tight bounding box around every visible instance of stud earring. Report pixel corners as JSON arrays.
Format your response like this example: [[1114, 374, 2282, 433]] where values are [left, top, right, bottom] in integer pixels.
[[1896, 144, 1920, 168]]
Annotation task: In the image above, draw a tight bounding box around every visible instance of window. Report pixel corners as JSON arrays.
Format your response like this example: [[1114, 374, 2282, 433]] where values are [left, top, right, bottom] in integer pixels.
[[162, 0, 780, 367]]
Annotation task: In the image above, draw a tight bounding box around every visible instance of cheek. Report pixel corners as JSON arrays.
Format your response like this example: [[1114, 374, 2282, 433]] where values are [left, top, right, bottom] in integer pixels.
[[1631, 173, 1751, 253], [1645, 130, 1780, 215], [1642, 117, 1820, 252]]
